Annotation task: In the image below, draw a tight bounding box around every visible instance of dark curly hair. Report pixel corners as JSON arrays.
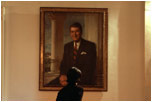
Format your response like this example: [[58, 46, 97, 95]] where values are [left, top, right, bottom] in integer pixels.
[[67, 67, 82, 84]]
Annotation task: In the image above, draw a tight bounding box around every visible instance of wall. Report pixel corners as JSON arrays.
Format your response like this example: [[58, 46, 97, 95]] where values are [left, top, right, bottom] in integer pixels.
[[145, 1, 151, 101], [1, 1, 146, 101]]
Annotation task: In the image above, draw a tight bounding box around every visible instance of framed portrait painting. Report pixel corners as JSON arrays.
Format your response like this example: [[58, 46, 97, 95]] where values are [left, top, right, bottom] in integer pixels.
[[39, 7, 108, 91]]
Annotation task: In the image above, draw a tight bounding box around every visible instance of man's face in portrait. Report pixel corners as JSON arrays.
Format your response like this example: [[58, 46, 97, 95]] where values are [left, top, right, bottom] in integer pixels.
[[70, 27, 82, 42]]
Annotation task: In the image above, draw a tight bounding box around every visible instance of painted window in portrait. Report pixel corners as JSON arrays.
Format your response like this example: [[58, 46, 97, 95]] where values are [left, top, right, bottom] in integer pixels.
[[40, 7, 108, 91]]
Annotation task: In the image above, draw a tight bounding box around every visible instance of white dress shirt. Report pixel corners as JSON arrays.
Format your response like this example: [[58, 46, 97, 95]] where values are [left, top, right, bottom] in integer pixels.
[[74, 41, 81, 50]]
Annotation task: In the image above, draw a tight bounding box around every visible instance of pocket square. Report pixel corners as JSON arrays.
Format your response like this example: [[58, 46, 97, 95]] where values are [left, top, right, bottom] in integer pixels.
[[81, 51, 87, 55]]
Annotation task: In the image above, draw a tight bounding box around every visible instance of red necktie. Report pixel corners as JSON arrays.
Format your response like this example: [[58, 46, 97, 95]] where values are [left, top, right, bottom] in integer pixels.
[[73, 42, 77, 61]]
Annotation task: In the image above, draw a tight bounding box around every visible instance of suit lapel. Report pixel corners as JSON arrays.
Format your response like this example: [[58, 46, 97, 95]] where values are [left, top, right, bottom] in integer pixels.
[[70, 41, 74, 57], [69, 41, 74, 65]]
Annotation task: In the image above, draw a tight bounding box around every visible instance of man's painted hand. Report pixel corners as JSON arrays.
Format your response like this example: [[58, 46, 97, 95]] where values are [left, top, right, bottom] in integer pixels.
[[59, 75, 68, 86]]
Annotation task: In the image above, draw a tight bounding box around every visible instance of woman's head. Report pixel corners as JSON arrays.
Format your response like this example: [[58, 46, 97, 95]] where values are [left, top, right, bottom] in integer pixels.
[[67, 67, 82, 84]]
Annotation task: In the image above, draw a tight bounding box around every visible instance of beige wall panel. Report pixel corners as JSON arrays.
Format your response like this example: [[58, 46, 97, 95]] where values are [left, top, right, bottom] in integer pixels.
[[1, 1, 145, 101]]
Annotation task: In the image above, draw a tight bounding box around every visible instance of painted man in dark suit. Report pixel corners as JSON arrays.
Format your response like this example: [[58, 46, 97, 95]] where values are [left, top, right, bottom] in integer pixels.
[[59, 22, 97, 86]]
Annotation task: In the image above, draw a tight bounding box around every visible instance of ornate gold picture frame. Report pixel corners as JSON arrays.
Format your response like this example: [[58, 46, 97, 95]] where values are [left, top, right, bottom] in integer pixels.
[[39, 7, 108, 91]]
